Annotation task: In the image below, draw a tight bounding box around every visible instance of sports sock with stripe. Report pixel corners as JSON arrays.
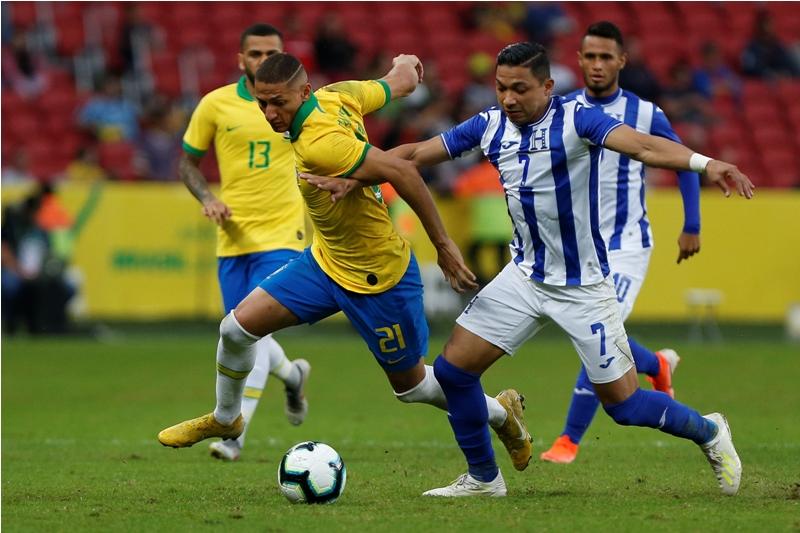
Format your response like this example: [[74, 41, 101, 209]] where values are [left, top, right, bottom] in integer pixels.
[[603, 388, 718, 444], [214, 312, 259, 426]]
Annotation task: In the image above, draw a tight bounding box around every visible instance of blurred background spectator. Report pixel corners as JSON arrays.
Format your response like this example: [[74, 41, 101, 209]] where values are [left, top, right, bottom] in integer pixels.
[[1, 184, 76, 334], [693, 42, 742, 102], [78, 73, 140, 141], [313, 12, 358, 82], [1, 1, 798, 189], [2, 31, 49, 99], [618, 36, 661, 103], [741, 9, 800, 79]]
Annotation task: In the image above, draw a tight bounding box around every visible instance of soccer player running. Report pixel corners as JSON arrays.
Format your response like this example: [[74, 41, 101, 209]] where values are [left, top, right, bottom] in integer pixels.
[[540, 21, 701, 464], [306, 42, 752, 497], [178, 24, 311, 462], [159, 52, 535, 472]]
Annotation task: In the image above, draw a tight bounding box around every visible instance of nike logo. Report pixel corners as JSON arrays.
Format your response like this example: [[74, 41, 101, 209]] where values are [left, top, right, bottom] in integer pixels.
[[226, 125, 242, 132], [501, 141, 519, 149], [386, 355, 406, 365], [599, 356, 615, 369]]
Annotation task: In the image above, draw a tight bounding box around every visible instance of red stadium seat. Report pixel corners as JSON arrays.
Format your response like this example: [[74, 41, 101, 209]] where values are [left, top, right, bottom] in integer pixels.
[[10, 2, 38, 28], [742, 101, 781, 128], [741, 80, 772, 102], [27, 140, 69, 181], [98, 141, 141, 181], [150, 52, 182, 98], [761, 151, 799, 188]]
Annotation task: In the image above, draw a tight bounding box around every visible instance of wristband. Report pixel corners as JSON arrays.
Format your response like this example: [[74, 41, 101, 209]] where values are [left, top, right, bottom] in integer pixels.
[[689, 153, 712, 174]]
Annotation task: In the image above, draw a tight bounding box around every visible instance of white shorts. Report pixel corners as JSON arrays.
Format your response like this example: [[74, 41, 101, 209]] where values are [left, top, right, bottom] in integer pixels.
[[456, 262, 635, 384], [607, 248, 652, 321]]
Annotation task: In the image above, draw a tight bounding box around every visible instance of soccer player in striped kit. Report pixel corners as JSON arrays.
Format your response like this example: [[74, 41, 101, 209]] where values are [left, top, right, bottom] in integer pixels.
[[307, 41, 752, 497], [540, 21, 700, 464]]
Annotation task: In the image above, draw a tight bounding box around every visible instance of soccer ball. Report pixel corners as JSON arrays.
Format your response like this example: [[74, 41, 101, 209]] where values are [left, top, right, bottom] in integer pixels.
[[278, 441, 346, 504]]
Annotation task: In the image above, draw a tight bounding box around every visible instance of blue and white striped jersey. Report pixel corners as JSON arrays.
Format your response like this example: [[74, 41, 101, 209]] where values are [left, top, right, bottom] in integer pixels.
[[563, 88, 700, 251], [441, 96, 623, 286]]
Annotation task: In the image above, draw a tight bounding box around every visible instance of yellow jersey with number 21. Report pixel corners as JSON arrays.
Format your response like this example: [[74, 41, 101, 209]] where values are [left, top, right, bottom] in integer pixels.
[[289, 80, 411, 294], [183, 76, 306, 258]]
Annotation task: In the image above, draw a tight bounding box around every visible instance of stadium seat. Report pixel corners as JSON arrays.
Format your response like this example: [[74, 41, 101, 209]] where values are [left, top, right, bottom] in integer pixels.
[[743, 102, 781, 128], [9, 2, 38, 28], [150, 53, 183, 98], [98, 141, 141, 181], [27, 139, 69, 181]]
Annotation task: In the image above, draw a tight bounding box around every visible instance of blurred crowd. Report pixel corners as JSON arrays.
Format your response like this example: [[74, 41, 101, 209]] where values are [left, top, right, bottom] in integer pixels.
[[2, 1, 800, 192]]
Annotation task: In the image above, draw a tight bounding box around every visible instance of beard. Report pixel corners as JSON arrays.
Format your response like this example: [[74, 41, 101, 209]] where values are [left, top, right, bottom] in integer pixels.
[[244, 66, 256, 86], [584, 75, 615, 95]]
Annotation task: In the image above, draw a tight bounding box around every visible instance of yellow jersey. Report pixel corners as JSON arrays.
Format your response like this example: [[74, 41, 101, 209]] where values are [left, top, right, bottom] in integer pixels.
[[183, 76, 306, 257], [290, 80, 411, 294]]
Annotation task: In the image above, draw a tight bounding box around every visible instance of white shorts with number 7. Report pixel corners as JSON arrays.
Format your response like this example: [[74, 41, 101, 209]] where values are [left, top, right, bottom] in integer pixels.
[[456, 261, 635, 384]]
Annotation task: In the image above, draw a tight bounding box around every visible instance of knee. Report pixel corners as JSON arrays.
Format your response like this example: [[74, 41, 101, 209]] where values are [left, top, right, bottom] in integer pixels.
[[220, 312, 259, 348], [395, 364, 437, 404]]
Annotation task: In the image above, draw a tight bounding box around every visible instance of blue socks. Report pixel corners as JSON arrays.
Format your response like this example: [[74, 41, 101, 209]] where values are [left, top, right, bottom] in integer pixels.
[[628, 336, 661, 376], [562, 367, 600, 444], [433, 355, 498, 482], [603, 388, 718, 444], [559, 337, 661, 444]]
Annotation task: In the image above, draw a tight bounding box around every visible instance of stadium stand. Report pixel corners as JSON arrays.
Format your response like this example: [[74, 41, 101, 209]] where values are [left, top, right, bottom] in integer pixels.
[[2, 1, 799, 187]]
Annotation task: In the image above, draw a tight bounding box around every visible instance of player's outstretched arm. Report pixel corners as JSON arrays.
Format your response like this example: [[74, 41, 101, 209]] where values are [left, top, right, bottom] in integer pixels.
[[348, 147, 477, 293], [604, 125, 755, 199], [379, 54, 424, 99], [388, 136, 451, 168], [178, 153, 231, 225], [301, 136, 452, 203]]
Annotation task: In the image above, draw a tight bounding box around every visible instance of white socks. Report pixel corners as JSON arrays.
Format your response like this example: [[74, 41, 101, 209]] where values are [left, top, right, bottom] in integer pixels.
[[394, 365, 508, 428], [266, 336, 302, 389], [214, 312, 259, 425]]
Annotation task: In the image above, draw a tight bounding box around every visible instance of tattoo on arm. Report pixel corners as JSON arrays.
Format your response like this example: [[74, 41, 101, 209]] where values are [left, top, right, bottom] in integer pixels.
[[179, 155, 213, 204]]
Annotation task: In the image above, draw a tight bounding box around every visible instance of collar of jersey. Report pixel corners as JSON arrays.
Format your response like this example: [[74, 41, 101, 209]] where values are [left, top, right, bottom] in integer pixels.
[[582, 88, 622, 107], [289, 92, 322, 141], [236, 76, 254, 101]]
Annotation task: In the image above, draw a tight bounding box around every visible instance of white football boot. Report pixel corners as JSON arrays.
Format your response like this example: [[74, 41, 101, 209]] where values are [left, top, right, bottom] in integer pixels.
[[700, 413, 742, 495], [422, 471, 507, 498], [209, 439, 241, 461], [285, 359, 310, 426]]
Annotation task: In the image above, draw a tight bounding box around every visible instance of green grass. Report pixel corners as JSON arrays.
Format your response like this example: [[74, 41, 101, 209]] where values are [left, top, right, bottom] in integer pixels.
[[3, 325, 799, 532]]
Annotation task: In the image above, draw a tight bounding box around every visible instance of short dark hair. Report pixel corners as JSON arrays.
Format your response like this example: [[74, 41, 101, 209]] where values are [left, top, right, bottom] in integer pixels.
[[496, 42, 550, 81], [240, 23, 283, 50], [255, 52, 306, 85], [585, 21, 624, 48]]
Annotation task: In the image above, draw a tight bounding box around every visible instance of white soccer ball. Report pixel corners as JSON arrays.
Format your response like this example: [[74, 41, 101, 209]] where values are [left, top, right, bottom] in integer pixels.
[[278, 441, 346, 504]]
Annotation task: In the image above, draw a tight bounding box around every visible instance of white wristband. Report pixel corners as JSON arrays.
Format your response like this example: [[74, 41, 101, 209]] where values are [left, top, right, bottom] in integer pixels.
[[689, 153, 712, 174]]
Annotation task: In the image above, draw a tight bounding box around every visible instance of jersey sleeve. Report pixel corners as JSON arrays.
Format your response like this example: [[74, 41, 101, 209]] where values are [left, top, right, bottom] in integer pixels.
[[182, 96, 216, 156], [651, 106, 701, 234], [574, 104, 623, 146], [304, 132, 372, 177], [440, 113, 488, 159], [323, 80, 391, 116]]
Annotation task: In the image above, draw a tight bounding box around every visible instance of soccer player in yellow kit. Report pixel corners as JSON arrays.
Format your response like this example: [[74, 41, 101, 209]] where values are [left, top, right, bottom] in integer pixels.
[[159, 52, 534, 472], [178, 24, 310, 461]]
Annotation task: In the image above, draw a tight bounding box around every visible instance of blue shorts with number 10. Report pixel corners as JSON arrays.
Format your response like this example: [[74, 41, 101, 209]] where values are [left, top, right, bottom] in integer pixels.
[[259, 248, 429, 372]]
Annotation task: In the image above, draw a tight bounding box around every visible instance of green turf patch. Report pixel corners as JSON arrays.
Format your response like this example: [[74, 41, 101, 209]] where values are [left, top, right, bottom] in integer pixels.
[[3, 330, 798, 531]]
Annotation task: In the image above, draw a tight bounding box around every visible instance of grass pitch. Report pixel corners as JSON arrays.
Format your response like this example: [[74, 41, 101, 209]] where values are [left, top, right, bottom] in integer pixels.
[[3, 323, 799, 531]]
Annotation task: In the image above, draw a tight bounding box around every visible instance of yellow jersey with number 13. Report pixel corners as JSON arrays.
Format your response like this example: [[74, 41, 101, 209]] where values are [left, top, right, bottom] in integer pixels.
[[183, 76, 305, 257], [290, 80, 411, 294]]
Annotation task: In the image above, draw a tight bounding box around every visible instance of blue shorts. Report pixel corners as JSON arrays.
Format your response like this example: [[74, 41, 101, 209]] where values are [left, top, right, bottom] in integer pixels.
[[259, 249, 429, 372], [218, 249, 302, 313]]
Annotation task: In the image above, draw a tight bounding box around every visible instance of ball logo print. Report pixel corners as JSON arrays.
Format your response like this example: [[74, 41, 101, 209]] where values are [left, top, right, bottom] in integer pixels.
[[278, 441, 346, 504]]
